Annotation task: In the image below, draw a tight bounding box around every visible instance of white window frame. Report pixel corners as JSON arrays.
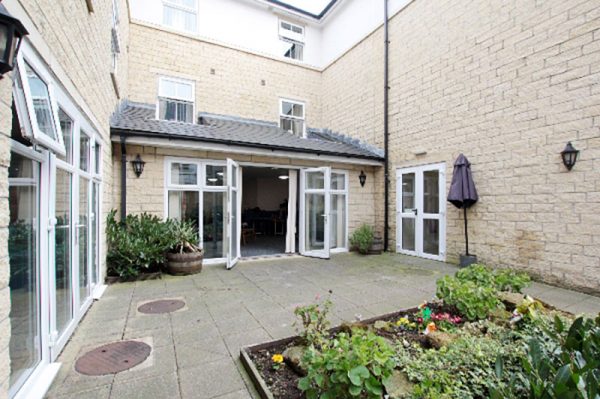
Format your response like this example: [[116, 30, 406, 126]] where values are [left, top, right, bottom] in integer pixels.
[[162, 0, 198, 33], [329, 170, 349, 253], [279, 98, 306, 137], [15, 44, 65, 156], [164, 158, 227, 264], [156, 76, 196, 123], [279, 19, 305, 61]]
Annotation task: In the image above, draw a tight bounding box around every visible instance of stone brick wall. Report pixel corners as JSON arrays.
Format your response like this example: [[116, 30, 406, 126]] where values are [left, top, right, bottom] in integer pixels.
[[127, 23, 323, 128], [321, 0, 600, 293], [112, 144, 377, 238]]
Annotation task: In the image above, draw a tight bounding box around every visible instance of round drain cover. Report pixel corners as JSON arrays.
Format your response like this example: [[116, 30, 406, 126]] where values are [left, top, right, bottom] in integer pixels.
[[138, 299, 185, 314], [75, 340, 151, 375]]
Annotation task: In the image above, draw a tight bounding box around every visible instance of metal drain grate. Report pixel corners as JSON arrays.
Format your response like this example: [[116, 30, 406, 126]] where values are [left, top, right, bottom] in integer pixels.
[[75, 340, 151, 375], [137, 299, 185, 314]]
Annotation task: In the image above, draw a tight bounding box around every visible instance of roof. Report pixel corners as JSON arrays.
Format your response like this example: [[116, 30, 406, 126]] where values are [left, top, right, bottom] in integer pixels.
[[110, 101, 383, 161], [264, 0, 338, 20]]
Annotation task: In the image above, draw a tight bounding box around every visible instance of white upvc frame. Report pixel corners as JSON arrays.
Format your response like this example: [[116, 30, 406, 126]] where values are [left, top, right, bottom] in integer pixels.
[[279, 19, 305, 42], [395, 162, 446, 261], [279, 98, 306, 137], [226, 158, 242, 269], [162, 0, 198, 33], [15, 45, 65, 157], [156, 76, 196, 123], [299, 166, 331, 259], [164, 157, 228, 264], [329, 170, 349, 253]]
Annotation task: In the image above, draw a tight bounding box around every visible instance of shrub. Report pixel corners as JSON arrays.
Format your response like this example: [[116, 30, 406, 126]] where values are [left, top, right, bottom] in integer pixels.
[[349, 224, 374, 254], [106, 210, 174, 278], [436, 275, 501, 321], [299, 329, 396, 399], [456, 263, 531, 293]]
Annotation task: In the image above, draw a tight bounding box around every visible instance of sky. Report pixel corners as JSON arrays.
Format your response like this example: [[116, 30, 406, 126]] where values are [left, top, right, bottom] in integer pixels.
[[276, 0, 333, 15]]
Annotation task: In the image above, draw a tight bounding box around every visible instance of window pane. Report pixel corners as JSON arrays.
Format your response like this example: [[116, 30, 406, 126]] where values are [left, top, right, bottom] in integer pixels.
[[91, 183, 99, 285], [79, 177, 89, 305], [25, 62, 57, 140], [55, 167, 72, 335], [305, 171, 324, 190], [8, 151, 41, 391], [94, 143, 101, 174], [402, 173, 415, 211], [305, 193, 325, 251], [159, 98, 193, 123], [330, 194, 346, 249], [402, 218, 415, 251], [423, 219, 439, 255], [203, 191, 225, 259], [80, 133, 90, 172], [159, 80, 177, 98], [206, 165, 225, 186], [423, 170, 439, 214], [280, 118, 303, 136], [281, 101, 293, 116], [331, 173, 345, 190], [170, 163, 197, 185], [58, 109, 73, 163], [163, 5, 197, 32], [168, 191, 199, 227]]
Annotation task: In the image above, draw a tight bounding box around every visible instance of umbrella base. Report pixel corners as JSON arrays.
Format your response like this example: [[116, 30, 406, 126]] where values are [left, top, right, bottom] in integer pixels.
[[459, 254, 478, 268]]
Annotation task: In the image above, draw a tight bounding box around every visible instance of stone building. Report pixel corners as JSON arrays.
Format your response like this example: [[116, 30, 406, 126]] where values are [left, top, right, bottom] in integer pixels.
[[1, 0, 599, 397]]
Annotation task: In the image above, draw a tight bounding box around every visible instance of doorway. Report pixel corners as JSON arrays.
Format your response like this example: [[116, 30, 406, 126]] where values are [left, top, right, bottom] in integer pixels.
[[396, 163, 446, 261], [241, 166, 295, 257]]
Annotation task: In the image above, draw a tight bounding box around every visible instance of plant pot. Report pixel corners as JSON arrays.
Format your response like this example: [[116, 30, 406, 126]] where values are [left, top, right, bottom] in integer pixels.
[[368, 236, 384, 254], [166, 251, 203, 275], [459, 254, 477, 268]]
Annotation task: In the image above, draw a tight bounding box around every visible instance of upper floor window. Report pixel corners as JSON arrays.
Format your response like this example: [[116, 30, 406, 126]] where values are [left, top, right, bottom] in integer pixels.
[[279, 20, 304, 61], [163, 0, 197, 33], [280, 99, 305, 137], [157, 76, 195, 123]]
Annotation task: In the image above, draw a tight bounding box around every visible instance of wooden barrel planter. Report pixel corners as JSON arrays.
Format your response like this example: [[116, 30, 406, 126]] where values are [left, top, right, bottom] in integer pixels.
[[166, 251, 203, 275], [369, 236, 384, 254]]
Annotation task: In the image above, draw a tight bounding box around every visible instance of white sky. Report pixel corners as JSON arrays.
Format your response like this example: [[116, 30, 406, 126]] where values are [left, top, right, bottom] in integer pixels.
[[277, 0, 333, 15]]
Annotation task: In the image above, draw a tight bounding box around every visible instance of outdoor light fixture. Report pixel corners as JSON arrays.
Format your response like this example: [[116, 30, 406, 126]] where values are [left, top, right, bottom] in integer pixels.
[[0, 5, 28, 76], [278, 174, 289, 180], [131, 154, 145, 178], [561, 142, 579, 171], [359, 170, 367, 187]]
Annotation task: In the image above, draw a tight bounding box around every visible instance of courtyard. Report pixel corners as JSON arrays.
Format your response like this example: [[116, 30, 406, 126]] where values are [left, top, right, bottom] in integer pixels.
[[45, 253, 600, 399]]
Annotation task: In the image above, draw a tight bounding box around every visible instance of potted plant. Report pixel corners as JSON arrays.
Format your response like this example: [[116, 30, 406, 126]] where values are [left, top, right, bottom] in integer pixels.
[[166, 220, 203, 275], [350, 224, 379, 255]]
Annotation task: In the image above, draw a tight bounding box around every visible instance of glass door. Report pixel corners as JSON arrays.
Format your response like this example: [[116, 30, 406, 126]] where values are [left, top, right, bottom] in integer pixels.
[[226, 159, 241, 269], [300, 167, 331, 259], [396, 163, 446, 261]]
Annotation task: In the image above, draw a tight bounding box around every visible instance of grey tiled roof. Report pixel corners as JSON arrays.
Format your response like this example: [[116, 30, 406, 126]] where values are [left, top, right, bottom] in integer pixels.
[[110, 101, 383, 161]]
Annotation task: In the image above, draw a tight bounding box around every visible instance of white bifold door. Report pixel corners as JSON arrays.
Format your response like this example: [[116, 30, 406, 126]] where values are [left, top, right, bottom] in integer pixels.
[[396, 163, 446, 261], [300, 167, 331, 259], [226, 159, 241, 269]]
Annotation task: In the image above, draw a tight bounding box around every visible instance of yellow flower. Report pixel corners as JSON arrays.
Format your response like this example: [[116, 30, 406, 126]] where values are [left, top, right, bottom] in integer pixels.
[[396, 317, 410, 326], [272, 354, 284, 364]]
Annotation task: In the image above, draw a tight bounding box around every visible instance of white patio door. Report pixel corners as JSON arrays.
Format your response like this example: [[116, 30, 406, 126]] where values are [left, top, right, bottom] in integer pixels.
[[300, 167, 331, 259], [226, 159, 241, 269], [396, 163, 446, 261]]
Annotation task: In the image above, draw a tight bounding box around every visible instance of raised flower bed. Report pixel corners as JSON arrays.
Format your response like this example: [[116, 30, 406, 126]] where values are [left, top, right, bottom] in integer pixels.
[[241, 265, 600, 399]]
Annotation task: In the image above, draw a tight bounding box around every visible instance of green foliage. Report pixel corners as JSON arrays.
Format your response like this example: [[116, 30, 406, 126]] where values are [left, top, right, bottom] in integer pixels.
[[294, 294, 333, 348], [106, 210, 174, 278], [519, 315, 600, 399], [436, 275, 501, 321], [456, 263, 531, 293], [299, 329, 396, 399], [349, 224, 375, 254], [167, 220, 201, 254]]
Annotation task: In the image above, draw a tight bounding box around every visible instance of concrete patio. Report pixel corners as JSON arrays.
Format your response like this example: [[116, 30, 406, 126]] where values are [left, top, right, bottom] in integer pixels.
[[46, 253, 600, 399]]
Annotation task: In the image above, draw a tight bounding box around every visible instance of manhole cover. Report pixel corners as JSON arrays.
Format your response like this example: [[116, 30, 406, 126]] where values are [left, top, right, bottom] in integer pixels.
[[138, 299, 185, 314], [75, 341, 151, 375]]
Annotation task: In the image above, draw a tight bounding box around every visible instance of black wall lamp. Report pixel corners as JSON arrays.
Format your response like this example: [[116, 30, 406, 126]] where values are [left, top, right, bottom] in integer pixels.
[[131, 154, 145, 177], [359, 170, 367, 187], [0, 5, 28, 76], [561, 142, 579, 171]]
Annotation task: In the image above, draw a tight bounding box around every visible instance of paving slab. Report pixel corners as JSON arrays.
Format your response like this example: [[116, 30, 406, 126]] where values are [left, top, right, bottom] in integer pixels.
[[46, 253, 600, 398]]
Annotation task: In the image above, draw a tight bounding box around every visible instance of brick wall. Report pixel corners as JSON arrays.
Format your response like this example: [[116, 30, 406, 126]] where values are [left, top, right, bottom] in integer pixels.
[[321, 0, 600, 293], [127, 23, 323, 128]]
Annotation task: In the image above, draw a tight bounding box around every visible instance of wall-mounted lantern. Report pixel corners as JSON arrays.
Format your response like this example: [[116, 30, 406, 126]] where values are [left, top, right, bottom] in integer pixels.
[[0, 5, 28, 76], [131, 154, 145, 178], [561, 142, 579, 171], [359, 170, 366, 187]]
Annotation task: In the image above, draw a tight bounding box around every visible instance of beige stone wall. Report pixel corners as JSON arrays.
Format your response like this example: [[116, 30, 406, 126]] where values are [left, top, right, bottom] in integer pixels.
[[127, 23, 323, 128], [322, 0, 600, 293], [112, 144, 377, 241]]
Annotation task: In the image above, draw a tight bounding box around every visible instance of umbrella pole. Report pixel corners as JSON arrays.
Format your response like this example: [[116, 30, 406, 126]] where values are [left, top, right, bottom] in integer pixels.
[[464, 206, 469, 256]]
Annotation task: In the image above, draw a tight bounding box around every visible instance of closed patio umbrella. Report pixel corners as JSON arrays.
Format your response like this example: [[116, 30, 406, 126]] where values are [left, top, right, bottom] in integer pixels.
[[447, 154, 478, 259]]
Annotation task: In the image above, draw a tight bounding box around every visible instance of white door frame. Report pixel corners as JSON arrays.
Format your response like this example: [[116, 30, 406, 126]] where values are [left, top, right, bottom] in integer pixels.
[[396, 163, 446, 261], [226, 158, 242, 269], [299, 167, 331, 259]]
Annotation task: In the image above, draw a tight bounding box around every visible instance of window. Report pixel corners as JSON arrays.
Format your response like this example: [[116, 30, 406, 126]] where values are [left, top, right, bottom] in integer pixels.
[[157, 77, 195, 123], [111, 0, 121, 73], [280, 99, 305, 137], [279, 20, 304, 61], [163, 0, 197, 33]]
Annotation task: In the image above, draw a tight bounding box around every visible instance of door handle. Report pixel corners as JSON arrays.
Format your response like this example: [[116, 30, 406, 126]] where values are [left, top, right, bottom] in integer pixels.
[[405, 208, 418, 215]]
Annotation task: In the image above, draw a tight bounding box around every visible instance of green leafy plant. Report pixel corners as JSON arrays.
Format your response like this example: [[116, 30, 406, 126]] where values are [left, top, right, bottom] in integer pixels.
[[294, 293, 333, 348], [349, 224, 375, 255], [106, 210, 175, 278], [456, 263, 531, 293], [436, 275, 501, 321], [299, 328, 396, 399], [167, 220, 201, 254]]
